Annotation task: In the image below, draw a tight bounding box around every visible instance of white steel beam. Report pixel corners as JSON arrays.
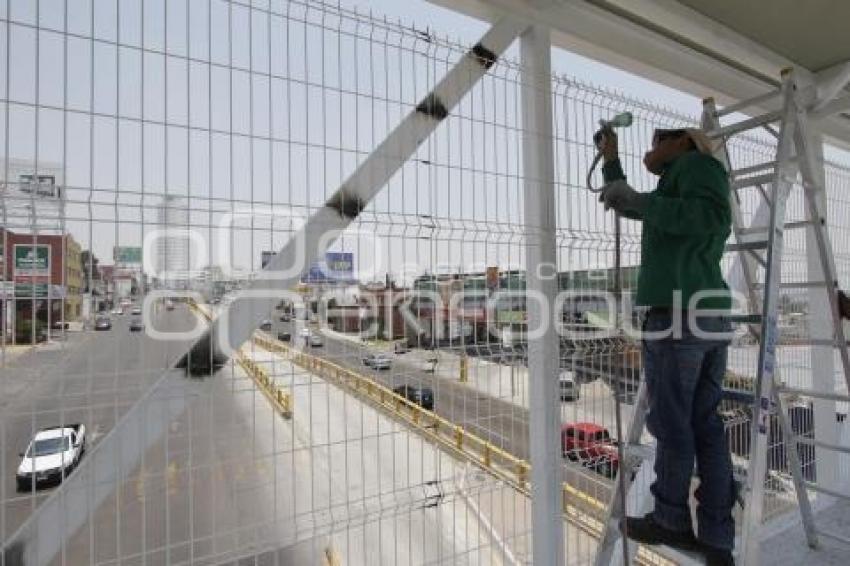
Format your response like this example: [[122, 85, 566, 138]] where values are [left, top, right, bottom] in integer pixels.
[[520, 24, 564, 566], [2, 18, 528, 566], [178, 15, 528, 375], [427, 0, 850, 151], [813, 61, 850, 113]]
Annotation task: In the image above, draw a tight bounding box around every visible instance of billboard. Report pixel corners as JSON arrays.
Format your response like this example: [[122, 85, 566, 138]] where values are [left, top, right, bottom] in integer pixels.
[[302, 252, 355, 284], [114, 246, 142, 264], [14, 244, 50, 278]]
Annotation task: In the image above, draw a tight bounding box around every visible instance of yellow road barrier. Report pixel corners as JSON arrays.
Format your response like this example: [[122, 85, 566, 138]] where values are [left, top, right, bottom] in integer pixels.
[[187, 300, 293, 419], [188, 300, 669, 564]]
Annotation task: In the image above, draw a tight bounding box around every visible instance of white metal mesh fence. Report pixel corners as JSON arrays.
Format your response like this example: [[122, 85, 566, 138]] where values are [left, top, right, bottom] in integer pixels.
[[1, 1, 849, 564]]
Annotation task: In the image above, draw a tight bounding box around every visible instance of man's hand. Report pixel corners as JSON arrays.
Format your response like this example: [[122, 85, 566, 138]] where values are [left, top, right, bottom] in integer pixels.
[[595, 127, 618, 163], [599, 180, 648, 217]]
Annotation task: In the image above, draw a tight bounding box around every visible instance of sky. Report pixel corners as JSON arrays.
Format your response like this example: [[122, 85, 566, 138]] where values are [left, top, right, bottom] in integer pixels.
[[1, 0, 848, 286]]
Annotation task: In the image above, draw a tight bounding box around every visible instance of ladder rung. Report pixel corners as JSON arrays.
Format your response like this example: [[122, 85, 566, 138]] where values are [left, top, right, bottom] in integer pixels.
[[726, 241, 768, 253], [706, 110, 783, 138], [714, 90, 782, 118], [816, 528, 850, 547], [802, 338, 850, 347], [624, 442, 654, 461], [726, 314, 762, 325], [803, 481, 850, 502], [793, 436, 850, 455], [731, 173, 775, 190], [721, 389, 755, 404], [776, 385, 850, 403], [737, 219, 817, 236], [753, 281, 828, 290], [731, 160, 781, 178]]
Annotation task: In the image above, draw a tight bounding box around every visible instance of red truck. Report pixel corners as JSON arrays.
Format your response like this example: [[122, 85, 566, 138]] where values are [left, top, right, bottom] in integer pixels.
[[561, 422, 619, 479]]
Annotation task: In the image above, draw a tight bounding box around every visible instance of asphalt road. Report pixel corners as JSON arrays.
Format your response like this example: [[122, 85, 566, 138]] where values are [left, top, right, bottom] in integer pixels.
[[0, 305, 198, 550], [0, 304, 616, 564], [273, 314, 615, 504]]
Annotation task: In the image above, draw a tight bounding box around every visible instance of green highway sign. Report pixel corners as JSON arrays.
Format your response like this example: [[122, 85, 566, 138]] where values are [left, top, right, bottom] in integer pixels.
[[114, 246, 142, 264]]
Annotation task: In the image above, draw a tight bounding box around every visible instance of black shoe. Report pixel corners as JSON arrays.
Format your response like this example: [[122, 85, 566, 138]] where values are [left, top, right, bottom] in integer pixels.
[[699, 543, 735, 566], [623, 514, 699, 552]]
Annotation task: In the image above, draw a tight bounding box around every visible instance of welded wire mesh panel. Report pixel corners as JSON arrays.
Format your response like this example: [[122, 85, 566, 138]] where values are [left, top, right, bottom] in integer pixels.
[[1, 1, 850, 565]]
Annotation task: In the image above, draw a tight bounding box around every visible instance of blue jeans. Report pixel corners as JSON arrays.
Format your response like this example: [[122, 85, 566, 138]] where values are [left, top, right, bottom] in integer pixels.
[[642, 310, 735, 550]]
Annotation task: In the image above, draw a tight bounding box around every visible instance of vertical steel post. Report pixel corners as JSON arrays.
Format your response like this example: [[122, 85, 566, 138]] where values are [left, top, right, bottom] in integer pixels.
[[520, 24, 564, 566]]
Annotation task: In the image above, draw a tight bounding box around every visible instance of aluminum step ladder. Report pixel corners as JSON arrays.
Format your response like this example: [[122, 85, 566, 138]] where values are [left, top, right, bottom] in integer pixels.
[[593, 67, 850, 566]]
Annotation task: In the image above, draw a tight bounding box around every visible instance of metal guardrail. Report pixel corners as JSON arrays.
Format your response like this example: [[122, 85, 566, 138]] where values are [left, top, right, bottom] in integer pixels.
[[187, 300, 293, 419]]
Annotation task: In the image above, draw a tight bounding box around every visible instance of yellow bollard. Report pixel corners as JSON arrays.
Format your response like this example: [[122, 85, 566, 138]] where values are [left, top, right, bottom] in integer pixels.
[[517, 462, 529, 486], [483, 443, 491, 468], [459, 354, 468, 383], [454, 426, 463, 450]]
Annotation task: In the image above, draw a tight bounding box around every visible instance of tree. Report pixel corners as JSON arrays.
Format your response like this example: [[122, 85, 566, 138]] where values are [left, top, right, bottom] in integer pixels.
[[80, 250, 101, 292]]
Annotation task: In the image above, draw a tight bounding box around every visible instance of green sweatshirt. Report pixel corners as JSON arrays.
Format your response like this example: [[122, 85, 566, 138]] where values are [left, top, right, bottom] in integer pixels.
[[602, 150, 731, 310]]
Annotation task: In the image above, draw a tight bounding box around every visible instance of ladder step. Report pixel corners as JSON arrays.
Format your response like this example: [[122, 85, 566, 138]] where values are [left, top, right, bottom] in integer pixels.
[[706, 110, 783, 138], [736, 219, 817, 236], [731, 160, 782, 178], [800, 338, 850, 347], [624, 442, 654, 461], [804, 481, 850, 502], [753, 280, 828, 290], [721, 389, 756, 404], [726, 313, 762, 325], [731, 173, 775, 190], [816, 528, 850, 547], [793, 436, 850, 455], [726, 241, 768, 253], [713, 89, 782, 118], [776, 385, 850, 403]]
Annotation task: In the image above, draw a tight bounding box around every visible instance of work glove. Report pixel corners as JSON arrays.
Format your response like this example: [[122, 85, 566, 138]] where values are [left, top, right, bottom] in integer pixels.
[[599, 180, 648, 219]]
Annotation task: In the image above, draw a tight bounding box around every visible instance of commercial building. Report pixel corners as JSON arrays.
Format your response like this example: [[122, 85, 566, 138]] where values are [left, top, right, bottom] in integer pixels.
[[155, 195, 191, 288], [0, 229, 83, 342]]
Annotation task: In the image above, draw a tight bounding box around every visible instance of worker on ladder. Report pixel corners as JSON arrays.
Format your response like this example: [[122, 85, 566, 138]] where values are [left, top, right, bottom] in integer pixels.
[[598, 127, 736, 565]]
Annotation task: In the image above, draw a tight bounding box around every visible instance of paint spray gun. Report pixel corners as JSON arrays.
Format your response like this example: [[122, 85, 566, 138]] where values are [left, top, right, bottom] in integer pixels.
[[586, 111, 633, 192]]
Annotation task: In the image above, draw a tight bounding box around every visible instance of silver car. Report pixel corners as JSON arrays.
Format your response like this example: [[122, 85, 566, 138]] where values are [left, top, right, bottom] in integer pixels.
[[559, 372, 580, 402], [363, 353, 392, 370]]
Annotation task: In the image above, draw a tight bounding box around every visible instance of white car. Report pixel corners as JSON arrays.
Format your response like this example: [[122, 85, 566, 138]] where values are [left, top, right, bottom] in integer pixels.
[[110, 306, 123, 315], [300, 328, 311, 338], [309, 334, 324, 347], [130, 306, 142, 315], [17, 425, 86, 491], [363, 353, 392, 370]]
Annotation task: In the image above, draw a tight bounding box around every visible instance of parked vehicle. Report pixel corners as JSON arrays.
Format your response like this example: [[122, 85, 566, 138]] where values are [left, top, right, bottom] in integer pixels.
[[561, 422, 619, 478], [110, 306, 123, 316], [129, 318, 145, 332], [260, 320, 273, 331], [362, 353, 393, 370], [309, 334, 324, 347], [393, 385, 434, 411], [165, 300, 175, 311], [394, 341, 410, 354], [277, 331, 291, 342], [17, 425, 86, 491], [279, 313, 291, 322], [51, 320, 70, 331], [130, 306, 142, 315], [559, 372, 580, 401], [94, 316, 112, 331]]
